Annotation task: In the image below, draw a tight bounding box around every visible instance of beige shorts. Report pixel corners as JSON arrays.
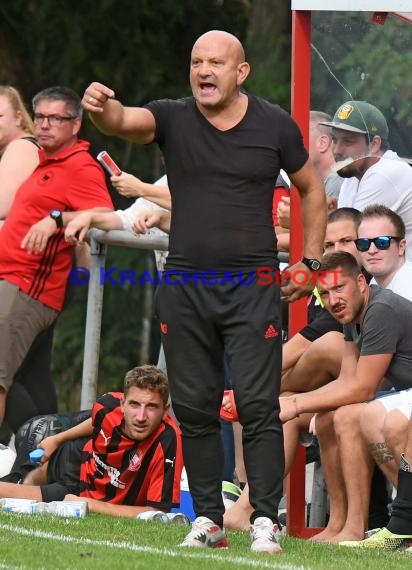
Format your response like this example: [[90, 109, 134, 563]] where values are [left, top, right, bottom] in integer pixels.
[[376, 389, 412, 419], [0, 280, 58, 391]]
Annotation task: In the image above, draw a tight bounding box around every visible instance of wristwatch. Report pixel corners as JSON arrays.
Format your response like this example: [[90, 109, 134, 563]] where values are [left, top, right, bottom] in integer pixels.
[[301, 257, 322, 271], [50, 209, 63, 229]]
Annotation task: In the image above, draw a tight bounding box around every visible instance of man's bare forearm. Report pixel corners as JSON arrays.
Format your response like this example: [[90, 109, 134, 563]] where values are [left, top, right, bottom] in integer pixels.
[[88, 211, 124, 231], [61, 208, 113, 227], [53, 418, 93, 446], [85, 497, 162, 518]]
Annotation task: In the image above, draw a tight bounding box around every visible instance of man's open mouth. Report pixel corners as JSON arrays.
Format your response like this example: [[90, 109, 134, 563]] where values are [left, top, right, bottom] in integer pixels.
[[199, 82, 217, 94]]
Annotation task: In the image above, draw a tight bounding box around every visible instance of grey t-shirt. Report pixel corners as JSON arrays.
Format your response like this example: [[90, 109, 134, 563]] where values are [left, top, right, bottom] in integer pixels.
[[344, 286, 412, 390]]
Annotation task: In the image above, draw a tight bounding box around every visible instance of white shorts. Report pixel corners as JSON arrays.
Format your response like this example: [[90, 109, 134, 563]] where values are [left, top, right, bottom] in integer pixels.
[[375, 388, 412, 419]]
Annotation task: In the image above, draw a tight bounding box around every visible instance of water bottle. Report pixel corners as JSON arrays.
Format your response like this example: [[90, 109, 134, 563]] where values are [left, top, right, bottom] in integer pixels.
[[29, 448, 45, 464], [33, 502, 49, 513], [1, 498, 37, 513], [137, 510, 170, 523], [166, 512, 190, 525], [45, 500, 88, 517]]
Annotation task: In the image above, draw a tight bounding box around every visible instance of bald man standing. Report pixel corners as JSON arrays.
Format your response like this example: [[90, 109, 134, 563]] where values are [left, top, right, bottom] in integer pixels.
[[80, 30, 326, 554]]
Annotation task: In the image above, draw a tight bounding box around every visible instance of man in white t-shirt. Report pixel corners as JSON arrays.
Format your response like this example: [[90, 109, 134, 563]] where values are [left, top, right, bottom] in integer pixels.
[[350, 205, 412, 527], [64, 174, 170, 271], [320, 101, 412, 260], [356, 204, 412, 300], [114, 174, 169, 271]]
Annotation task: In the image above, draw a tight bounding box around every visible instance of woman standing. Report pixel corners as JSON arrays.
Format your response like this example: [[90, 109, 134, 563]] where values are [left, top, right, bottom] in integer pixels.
[[0, 86, 43, 453], [0, 85, 40, 219]]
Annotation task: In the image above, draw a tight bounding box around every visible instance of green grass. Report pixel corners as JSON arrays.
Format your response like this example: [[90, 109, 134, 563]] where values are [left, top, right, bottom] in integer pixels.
[[0, 512, 410, 569]]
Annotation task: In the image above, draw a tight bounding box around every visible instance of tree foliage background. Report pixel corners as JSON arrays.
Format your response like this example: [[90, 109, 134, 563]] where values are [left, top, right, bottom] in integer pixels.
[[1, 3, 411, 409]]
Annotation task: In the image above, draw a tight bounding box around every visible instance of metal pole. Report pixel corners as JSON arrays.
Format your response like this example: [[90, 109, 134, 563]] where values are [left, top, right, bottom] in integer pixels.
[[80, 237, 107, 409]]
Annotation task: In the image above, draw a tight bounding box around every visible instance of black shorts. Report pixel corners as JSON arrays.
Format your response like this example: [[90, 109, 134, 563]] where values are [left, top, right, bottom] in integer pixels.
[[40, 437, 88, 502]]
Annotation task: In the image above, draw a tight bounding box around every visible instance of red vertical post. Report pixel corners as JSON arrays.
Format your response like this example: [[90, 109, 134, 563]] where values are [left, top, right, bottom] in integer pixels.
[[290, 8, 311, 325], [286, 9, 317, 538]]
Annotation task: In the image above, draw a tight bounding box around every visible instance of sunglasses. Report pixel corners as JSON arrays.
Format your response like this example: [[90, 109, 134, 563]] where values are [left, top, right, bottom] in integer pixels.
[[355, 235, 400, 252]]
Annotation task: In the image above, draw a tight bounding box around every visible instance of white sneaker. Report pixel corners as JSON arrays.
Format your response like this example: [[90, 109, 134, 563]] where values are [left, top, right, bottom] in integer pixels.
[[180, 516, 228, 548], [250, 516, 282, 554]]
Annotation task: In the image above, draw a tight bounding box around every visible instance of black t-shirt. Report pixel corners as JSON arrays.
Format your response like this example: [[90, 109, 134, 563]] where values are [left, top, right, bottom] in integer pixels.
[[300, 306, 343, 342], [145, 95, 308, 272]]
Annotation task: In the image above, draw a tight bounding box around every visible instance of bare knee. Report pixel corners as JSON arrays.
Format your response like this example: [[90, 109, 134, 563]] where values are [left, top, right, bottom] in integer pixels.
[[383, 411, 408, 452], [333, 404, 364, 439], [360, 401, 385, 443], [310, 332, 344, 373], [315, 410, 335, 435], [23, 463, 48, 486]]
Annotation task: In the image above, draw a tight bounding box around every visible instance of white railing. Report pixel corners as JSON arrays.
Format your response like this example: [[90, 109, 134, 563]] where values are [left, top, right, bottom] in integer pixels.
[[80, 229, 168, 408]]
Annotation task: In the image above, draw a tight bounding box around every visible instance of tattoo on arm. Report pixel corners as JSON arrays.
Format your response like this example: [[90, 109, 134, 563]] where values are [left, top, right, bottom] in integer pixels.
[[368, 442, 395, 465]]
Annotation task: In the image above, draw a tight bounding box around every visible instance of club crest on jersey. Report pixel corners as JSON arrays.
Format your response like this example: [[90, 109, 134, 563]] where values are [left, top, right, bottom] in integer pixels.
[[129, 449, 143, 471]]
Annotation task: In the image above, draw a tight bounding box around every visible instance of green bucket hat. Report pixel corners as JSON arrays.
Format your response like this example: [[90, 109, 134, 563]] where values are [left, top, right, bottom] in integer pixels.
[[319, 101, 389, 139]]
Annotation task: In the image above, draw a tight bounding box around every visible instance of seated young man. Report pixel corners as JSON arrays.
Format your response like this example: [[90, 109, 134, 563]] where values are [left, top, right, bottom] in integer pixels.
[[318, 206, 412, 543], [280, 252, 412, 543], [0, 365, 183, 518], [345, 205, 412, 515]]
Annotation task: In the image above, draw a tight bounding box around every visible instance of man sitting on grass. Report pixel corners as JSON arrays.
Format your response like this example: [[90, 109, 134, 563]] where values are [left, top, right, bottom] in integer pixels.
[[0, 365, 183, 518]]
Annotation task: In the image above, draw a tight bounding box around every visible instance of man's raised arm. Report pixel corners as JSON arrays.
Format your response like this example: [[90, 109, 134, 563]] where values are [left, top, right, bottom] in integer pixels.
[[82, 82, 156, 144]]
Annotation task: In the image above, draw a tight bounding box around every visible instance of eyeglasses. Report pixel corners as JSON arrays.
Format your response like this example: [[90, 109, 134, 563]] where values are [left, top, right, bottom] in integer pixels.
[[355, 236, 400, 252], [33, 113, 77, 126]]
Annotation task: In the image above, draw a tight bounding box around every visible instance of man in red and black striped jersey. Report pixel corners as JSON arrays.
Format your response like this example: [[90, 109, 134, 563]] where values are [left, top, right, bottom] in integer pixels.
[[0, 86, 113, 436], [0, 365, 183, 517]]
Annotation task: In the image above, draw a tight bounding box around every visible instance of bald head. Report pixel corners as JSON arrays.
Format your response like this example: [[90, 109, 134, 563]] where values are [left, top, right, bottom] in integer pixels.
[[190, 29, 250, 113], [192, 30, 246, 65]]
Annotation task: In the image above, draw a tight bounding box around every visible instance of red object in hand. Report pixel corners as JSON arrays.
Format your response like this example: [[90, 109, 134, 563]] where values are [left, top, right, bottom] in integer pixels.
[[97, 151, 122, 176]]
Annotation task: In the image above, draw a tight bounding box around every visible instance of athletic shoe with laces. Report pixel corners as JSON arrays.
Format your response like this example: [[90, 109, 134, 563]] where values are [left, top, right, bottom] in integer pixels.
[[339, 527, 412, 551], [250, 516, 282, 554], [179, 516, 228, 548]]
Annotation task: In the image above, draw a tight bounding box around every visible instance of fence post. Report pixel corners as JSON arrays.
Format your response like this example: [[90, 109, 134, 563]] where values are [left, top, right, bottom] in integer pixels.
[[80, 237, 107, 409]]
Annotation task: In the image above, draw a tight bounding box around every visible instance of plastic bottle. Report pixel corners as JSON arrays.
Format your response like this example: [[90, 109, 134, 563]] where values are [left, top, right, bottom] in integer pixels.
[[29, 448, 45, 464], [137, 510, 170, 523], [33, 502, 49, 513], [1, 498, 37, 513], [166, 512, 190, 525], [45, 500, 88, 517]]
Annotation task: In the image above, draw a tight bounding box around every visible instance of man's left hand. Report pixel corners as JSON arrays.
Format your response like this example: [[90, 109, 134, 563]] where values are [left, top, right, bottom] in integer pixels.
[[280, 260, 316, 303], [21, 217, 57, 254]]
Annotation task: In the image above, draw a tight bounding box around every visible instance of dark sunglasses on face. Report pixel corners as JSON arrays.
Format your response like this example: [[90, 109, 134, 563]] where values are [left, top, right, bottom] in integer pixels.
[[355, 235, 400, 252]]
